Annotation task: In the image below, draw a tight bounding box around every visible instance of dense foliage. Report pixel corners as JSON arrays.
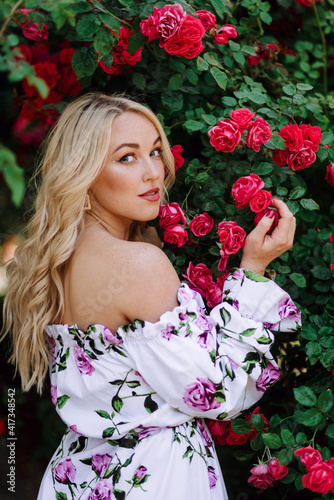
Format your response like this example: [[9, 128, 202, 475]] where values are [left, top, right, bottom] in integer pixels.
[[1, 0, 334, 498]]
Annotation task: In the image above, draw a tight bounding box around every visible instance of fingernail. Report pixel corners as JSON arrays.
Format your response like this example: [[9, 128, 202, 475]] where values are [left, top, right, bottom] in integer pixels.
[[266, 212, 275, 219]]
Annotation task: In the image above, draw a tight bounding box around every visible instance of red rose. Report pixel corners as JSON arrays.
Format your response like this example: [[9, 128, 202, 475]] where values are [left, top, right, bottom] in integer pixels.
[[13, 44, 32, 63], [325, 163, 334, 187], [286, 140, 316, 171], [156, 4, 186, 46], [159, 203, 186, 228], [268, 458, 288, 481], [272, 149, 288, 166], [59, 47, 76, 66], [57, 66, 82, 96], [22, 62, 60, 98], [184, 262, 213, 296], [249, 190, 272, 214], [330, 234, 334, 243], [196, 10, 216, 30], [163, 224, 188, 247], [15, 8, 49, 41], [217, 221, 246, 255], [170, 145, 184, 172], [205, 282, 223, 308], [230, 108, 255, 130], [232, 173, 265, 209], [296, 0, 323, 5], [247, 43, 277, 66], [208, 119, 242, 153], [248, 464, 275, 489], [164, 15, 205, 59], [294, 446, 323, 471], [302, 461, 334, 494], [0, 418, 5, 436], [189, 213, 214, 237], [254, 208, 279, 235], [29, 43, 50, 64], [300, 124, 322, 152], [205, 419, 249, 446], [216, 270, 230, 289], [277, 123, 304, 152], [98, 26, 142, 75], [245, 116, 272, 152], [140, 15, 159, 42]]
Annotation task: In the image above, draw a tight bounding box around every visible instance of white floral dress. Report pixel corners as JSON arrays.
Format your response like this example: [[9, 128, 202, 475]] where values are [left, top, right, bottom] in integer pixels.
[[37, 268, 301, 500]]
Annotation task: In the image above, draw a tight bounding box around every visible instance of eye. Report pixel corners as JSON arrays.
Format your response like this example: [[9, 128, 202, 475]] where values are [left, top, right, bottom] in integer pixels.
[[118, 153, 137, 164], [150, 147, 163, 158]]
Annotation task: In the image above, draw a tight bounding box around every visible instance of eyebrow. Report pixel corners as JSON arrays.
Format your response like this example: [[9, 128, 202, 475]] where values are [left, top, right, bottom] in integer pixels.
[[112, 136, 161, 154]]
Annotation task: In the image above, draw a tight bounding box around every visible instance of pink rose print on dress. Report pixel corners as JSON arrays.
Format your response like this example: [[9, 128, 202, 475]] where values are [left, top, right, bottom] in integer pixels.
[[103, 327, 123, 345], [183, 378, 221, 411], [197, 419, 213, 448], [50, 384, 57, 407], [46, 334, 56, 361], [136, 425, 160, 440], [135, 465, 148, 479], [54, 458, 76, 484], [68, 425, 85, 436], [73, 345, 95, 376], [278, 297, 301, 320], [161, 325, 175, 340], [255, 362, 280, 392], [88, 479, 113, 499], [198, 330, 215, 352], [91, 453, 113, 477], [208, 466, 219, 488]]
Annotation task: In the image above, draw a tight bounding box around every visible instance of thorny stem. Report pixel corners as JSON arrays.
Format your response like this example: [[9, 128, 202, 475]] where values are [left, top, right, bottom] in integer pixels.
[[0, 0, 24, 41], [312, 0, 327, 95]]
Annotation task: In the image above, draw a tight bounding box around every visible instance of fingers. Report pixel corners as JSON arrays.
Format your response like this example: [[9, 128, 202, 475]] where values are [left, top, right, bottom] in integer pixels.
[[250, 213, 275, 242], [270, 197, 296, 248]]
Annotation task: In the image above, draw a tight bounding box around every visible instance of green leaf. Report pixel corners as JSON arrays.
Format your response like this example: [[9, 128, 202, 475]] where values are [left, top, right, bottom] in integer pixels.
[[56, 492, 68, 500], [72, 47, 98, 79], [296, 432, 307, 445], [244, 270, 269, 282], [168, 74, 183, 91], [265, 134, 286, 150], [233, 450, 255, 461], [144, 394, 158, 414], [197, 56, 209, 71], [317, 391, 334, 413], [0, 147, 25, 207], [210, 67, 228, 90], [248, 92, 267, 104], [161, 92, 183, 112], [293, 386, 317, 407], [114, 489, 126, 500], [95, 410, 111, 419], [252, 162, 273, 175], [281, 428, 295, 447], [233, 51, 245, 65], [305, 341, 322, 361], [296, 83, 313, 91], [256, 334, 272, 344], [228, 40, 240, 52], [185, 68, 198, 85], [311, 265, 331, 280], [300, 199, 320, 211], [102, 426, 116, 438], [282, 84, 296, 96], [326, 423, 334, 439], [289, 186, 306, 200], [230, 419, 252, 434], [240, 328, 256, 337], [300, 326, 317, 341], [221, 96, 237, 107], [289, 273, 306, 288], [184, 120, 205, 132], [285, 200, 299, 216], [277, 448, 294, 466], [259, 11, 272, 24], [301, 408, 323, 426], [93, 26, 115, 61], [251, 414, 266, 431], [262, 432, 282, 449], [57, 395, 70, 409], [220, 308, 231, 326], [127, 32, 146, 53], [112, 395, 124, 414], [76, 12, 101, 38]]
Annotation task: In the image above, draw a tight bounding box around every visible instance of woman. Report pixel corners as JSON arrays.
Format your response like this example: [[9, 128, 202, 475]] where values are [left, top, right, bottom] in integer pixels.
[[2, 93, 300, 499]]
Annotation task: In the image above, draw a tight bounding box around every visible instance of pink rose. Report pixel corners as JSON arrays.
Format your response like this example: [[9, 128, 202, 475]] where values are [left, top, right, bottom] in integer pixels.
[[268, 458, 288, 480], [208, 467, 219, 489], [302, 461, 334, 494], [159, 202, 186, 228], [184, 262, 213, 297], [217, 221, 246, 254], [299, 124, 322, 152], [254, 208, 279, 236], [294, 446, 323, 471], [286, 140, 316, 171], [103, 327, 123, 345], [230, 108, 256, 130], [189, 213, 214, 236], [50, 385, 57, 407], [156, 4, 186, 46], [135, 465, 148, 480], [92, 454, 113, 476], [205, 282, 223, 308], [255, 362, 280, 392], [325, 163, 334, 187], [232, 173, 264, 209], [54, 458, 76, 484], [245, 116, 272, 152], [88, 479, 113, 499], [170, 144, 184, 172], [183, 377, 221, 411], [164, 15, 205, 59], [208, 119, 242, 153], [73, 345, 95, 376], [196, 10, 216, 30], [248, 464, 275, 489], [249, 190, 272, 214], [163, 224, 188, 247], [278, 123, 304, 152], [272, 149, 288, 166]]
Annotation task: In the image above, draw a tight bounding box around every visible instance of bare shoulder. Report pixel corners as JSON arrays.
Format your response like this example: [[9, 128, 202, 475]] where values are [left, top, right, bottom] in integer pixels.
[[64, 231, 180, 329]]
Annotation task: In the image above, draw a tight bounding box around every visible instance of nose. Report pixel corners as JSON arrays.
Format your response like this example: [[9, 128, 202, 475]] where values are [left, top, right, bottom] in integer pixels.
[[142, 157, 163, 182]]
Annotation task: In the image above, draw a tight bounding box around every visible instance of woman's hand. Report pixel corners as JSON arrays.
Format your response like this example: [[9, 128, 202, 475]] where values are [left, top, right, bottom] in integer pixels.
[[240, 197, 296, 276]]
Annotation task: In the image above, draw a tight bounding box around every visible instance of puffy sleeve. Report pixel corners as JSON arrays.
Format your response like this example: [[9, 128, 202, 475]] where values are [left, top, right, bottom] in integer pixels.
[[117, 268, 301, 420]]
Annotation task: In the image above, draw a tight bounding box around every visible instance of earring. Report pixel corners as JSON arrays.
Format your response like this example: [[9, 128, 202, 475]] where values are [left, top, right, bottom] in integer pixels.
[[84, 193, 91, 211]]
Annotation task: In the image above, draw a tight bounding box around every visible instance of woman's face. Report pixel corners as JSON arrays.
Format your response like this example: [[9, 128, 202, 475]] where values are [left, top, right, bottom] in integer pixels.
[[90, 111, 165, 233]]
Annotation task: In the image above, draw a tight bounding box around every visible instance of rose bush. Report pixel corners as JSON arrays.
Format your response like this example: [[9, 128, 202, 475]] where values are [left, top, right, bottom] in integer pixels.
[[1, 1, 334, 499]]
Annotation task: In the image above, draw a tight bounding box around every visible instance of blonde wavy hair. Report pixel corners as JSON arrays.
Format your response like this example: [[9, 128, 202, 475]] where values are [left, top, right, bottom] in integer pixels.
[[1, 92, 175, 394]]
